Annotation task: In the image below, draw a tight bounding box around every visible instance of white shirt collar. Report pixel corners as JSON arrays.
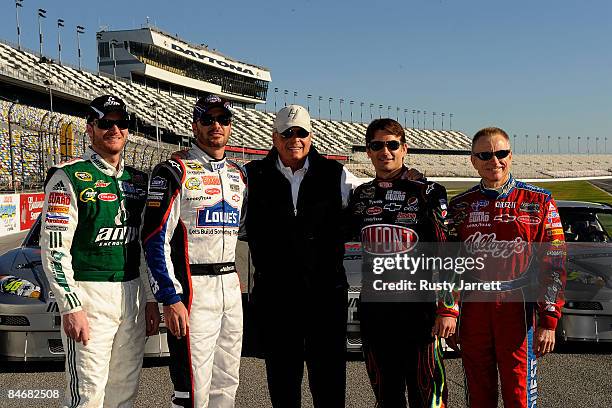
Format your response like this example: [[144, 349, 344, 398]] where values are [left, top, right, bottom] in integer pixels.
[[83, 146, 124, 177]]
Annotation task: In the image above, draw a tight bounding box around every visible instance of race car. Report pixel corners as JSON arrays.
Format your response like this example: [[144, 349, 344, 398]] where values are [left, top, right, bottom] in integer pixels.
[[0, 217, 169, 361], [557, 200, 612, 343]]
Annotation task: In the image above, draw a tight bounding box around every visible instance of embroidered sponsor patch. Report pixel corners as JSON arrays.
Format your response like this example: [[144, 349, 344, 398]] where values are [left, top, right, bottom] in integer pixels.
[[94, 180, 111, 188], [196, 200, 240, 228], [75, 172, 92, 181], [79, 188, 97, 203], [150, 176, 168, 190], [98, 193, 118, 202]]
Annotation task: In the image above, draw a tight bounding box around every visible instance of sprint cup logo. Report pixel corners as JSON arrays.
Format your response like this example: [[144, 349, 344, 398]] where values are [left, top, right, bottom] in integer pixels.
[[360, 224, 419, 254]]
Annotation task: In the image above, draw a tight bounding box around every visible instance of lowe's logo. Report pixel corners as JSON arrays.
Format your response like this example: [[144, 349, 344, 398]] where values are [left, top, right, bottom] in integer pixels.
[[196, 200, 240, 228]]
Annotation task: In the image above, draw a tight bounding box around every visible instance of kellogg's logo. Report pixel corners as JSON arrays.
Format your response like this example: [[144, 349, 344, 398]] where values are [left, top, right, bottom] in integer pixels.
[[464, 231, 527, 258], [366, 206, 382, 215], [205, 188, 220, 195], [360, 224, 419, 255]]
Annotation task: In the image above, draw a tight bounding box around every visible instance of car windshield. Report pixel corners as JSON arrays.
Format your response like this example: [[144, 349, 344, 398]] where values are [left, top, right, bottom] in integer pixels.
[[560, 208, 612, 243], [24, 216, 42, 248]]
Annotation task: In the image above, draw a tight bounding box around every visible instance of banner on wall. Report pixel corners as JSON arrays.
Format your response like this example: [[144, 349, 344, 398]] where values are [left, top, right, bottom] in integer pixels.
[[20, 193, 45, 230], [0, 194, 21, 236]]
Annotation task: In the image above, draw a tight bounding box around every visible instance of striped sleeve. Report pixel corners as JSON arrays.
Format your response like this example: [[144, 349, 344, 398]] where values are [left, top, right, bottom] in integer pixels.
[[40, 169, 83, 315]]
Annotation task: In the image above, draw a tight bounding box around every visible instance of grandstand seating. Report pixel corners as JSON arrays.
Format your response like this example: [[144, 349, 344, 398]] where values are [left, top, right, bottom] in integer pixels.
[[0, 40, 472, 155], [348, 152, 612, 179], [1, 39, 612, 188]]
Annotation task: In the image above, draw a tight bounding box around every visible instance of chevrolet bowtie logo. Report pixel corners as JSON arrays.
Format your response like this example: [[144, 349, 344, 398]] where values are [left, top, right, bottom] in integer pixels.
[[384, 203, 402, 212]]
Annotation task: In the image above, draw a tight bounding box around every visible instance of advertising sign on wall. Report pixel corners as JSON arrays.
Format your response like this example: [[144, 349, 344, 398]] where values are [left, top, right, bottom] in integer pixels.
[[20, 193, 45, 230], [0, 194, 20, 236]]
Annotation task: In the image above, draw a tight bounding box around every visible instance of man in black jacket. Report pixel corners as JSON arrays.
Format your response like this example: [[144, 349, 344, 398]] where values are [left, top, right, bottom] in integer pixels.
[[242, 104, 357, 408]]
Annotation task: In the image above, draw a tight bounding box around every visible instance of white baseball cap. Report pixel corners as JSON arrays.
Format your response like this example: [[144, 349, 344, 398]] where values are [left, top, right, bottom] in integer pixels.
[[273, 104, 312, 134]]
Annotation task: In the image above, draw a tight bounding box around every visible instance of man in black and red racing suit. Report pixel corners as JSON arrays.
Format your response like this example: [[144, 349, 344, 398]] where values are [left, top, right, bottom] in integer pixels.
[[449, 126, 566, 408], [347, 118, 458, 408]]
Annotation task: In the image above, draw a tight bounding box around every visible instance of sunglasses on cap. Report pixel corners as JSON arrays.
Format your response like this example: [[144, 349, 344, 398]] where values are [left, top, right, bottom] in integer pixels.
[[95, 118, 129, 130], [199, 114, 232, 126], [472, 149, 511, 161], [280, 127, 310, 139], [367, 140, 402, 151]]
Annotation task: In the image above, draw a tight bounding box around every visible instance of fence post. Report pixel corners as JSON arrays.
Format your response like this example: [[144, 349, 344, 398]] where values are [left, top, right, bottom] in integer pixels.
[[8, 101, 18, 192]]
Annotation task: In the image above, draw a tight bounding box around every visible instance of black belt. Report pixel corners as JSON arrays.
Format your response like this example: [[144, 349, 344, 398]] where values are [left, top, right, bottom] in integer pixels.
[[190, 262, 236, 276]]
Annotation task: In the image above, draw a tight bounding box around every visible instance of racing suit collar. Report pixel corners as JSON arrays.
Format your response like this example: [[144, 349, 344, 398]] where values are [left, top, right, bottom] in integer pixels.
[[479, 173, 516, 199], [191, 144, 226, 172], [83, 146, 124, 178], [374, 165, 410, 182]]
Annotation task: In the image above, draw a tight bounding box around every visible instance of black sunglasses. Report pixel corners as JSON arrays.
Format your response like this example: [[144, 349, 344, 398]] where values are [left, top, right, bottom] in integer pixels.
[[199, 114, 232, 126], [95, 118, 129, 130], [472, 150, 511, 161], [367, 140, 402, 151], [280, 127, 310, 139]]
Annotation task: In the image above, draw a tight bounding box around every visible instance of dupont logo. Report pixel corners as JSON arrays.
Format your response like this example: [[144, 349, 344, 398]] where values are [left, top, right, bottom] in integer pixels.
[[366, 206, 382, 215], [204, 188, 221, 195], [360, 224, 419, 254], [98, 193, 118, 202]]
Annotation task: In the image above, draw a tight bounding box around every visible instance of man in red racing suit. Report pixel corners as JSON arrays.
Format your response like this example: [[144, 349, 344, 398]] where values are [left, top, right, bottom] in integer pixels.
[[449, 127, 565, 408]]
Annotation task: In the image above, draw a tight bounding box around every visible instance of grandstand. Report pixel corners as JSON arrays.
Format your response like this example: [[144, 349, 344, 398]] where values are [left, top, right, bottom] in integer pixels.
[[1, 31, 611, 190]]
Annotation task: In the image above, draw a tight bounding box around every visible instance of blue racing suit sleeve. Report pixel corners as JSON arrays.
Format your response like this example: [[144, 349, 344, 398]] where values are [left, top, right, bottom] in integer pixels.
[[141, 160, 184, 306]]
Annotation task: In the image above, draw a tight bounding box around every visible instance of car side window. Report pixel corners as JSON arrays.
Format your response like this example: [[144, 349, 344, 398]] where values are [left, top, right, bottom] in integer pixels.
[[596, 213, 612, 240]]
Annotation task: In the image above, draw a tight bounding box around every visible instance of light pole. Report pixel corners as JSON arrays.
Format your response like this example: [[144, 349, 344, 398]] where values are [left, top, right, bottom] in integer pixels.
[[577, 136, 581, 153], [360, 102, 364, 122], [567, 136, 570, 153], [441, 113, 445, 130], [152, 103, 160, 151], [77, 25, 85, 71], [586, 136, 590, 154], [37, 8, 47, 58], [378, 105, 383, 119], [387, 105, 391, 118], [513, 134, 517, 149], [557, 136, 561, 154], [396, 107, 399, 122], [15, 0, 23, 50], [524, 134, 528, 153], [293, 91, 297, 104], [328, 98, 333, 120], [547, 135, 550, 153], [536, 134, 540, 153], [283, 90, 288, 106], [350, 100, 354, 122], [307, 94, 312, 112], [412, 110, 415, 128], [57, 19, 64, 65], [111, 39, 118, 80], [403, 109, 408, 128], [273, 88, 278, 111], [369, 103, 374, 121], [339, 99, 344, 122], [596, 137, 599, 153], [449, 113, 453, 130], [318, 96, 322, 119], [432, 112, 436, 129], [423, 111, 427, 130], [417, 110, 420, 128]]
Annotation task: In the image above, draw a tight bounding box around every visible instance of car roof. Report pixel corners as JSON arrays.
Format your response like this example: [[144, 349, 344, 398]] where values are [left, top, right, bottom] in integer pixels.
[[557, 200, 612, 211]]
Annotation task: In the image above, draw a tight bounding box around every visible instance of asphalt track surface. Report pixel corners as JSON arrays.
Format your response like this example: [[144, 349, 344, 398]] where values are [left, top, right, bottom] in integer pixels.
[[590, 179, 612, 198], [0, 345, 611, 407]]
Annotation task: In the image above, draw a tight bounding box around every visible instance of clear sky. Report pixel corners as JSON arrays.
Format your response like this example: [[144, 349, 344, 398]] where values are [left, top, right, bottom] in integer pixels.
[[0, 0, 610, 154]]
